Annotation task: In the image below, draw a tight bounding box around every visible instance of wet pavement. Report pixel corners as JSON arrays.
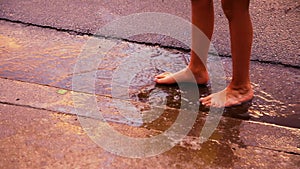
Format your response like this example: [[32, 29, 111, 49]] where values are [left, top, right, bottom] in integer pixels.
[[0, 4, 300, 169], [1, 20, 299, 128], [1, 103, 299, 169]]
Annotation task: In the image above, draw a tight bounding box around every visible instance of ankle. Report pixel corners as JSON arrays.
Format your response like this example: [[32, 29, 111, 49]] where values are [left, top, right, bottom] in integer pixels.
[[228, 83, 252, 93], [188, 65, 208, 75]]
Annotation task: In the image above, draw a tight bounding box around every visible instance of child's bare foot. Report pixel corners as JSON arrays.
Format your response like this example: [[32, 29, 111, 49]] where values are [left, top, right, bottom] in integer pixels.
[[154, 68, 209, 85], [200, 85, 253, 107]]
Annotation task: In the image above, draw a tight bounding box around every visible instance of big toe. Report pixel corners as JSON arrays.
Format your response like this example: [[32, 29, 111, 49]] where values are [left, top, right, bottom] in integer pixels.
[[155, 76, 175, 84], [155, 72, 171, 79]]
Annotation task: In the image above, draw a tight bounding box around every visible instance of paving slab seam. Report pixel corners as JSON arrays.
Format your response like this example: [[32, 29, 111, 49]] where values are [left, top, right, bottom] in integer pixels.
[[3, 98, 299, 154], [217, 55, 300, 69], [0, 18, 190, 53], [0, 77, 185, 111], [1, 18, 299, 69], [0, 101, 128, 126], [0, 77, 181, 113], [1, 95, 297, 133], [0, 76, 111, 99], [0, 101, 141, 130], [0, 77, 254, 123], [0, 101, 67, 116], [247, 120, 300, 131], [1, 77, 299, 131], [250, 58, 300, 69], [248, 145, 300, 156], [0, 77, 75, 94], [0, 18, 92, 36], [0, 100, 133, 127], [1, 102, 298, 158]]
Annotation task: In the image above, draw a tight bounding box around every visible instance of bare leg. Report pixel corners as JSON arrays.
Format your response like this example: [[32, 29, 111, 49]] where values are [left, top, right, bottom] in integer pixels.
[[200, 0, 254, 107], [155, 0, 213, 84]]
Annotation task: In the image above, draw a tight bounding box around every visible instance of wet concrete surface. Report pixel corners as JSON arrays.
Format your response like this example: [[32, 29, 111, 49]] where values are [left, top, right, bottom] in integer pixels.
[[0, 102, 299, 168], [0, 17, 300, 168], [1, 20, 299, 128], [0, 0, 299, 67]]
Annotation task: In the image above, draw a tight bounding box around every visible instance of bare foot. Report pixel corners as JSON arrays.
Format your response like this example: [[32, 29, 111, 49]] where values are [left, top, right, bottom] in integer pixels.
[[199, 86, 254, 107], [154, 68, 209, 85]]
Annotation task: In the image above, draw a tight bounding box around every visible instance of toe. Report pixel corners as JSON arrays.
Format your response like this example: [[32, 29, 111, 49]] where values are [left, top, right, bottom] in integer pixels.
[[201, 101, 210, 107], [199, 95, 212, 102], [155, 72, 171, 78], [155, 76, 175, 84], [200, 98, 212, 107]]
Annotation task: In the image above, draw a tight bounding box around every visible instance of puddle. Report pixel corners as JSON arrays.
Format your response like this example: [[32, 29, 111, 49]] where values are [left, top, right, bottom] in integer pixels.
[[107, 53, 300, 129]]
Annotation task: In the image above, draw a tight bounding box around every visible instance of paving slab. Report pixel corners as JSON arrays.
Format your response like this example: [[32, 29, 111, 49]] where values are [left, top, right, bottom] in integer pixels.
[[0, 0, 299, 66], [0, 20, 299, 128], [1, 103, 299, 169]]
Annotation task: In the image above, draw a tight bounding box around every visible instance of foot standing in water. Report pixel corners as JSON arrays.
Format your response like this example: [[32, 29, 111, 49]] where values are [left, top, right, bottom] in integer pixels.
[[154, 0, 254, 107]]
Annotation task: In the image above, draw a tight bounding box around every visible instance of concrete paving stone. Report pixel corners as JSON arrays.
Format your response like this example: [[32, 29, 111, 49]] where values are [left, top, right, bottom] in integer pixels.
[[0, 0, 299, 66], [0, 103, 299, 169]]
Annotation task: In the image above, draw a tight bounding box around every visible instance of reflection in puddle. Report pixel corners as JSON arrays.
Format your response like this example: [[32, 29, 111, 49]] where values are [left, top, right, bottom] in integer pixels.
[[250, 82, 286, 118], [248, 82, 300, 128]]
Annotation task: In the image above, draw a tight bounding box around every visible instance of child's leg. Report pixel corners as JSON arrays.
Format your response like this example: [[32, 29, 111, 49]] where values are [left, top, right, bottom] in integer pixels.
[[200, 0, 253, 107], [155, 0, 214, 84]]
